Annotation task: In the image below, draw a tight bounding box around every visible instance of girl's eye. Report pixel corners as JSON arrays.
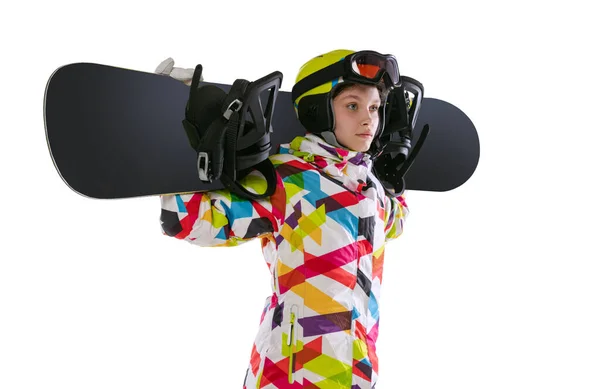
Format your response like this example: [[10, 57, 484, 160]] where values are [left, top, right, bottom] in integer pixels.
[[345, 103, 379, 111]]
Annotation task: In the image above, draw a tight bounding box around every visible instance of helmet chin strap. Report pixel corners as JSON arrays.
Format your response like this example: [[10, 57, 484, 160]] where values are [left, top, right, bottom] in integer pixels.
[[319, 129, 375, 156], [319, 130, 346, 149], [318, 125, 382, 156]]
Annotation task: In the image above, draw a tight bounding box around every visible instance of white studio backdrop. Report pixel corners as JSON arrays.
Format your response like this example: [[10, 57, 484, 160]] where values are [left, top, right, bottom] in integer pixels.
[[1, 1, 599, 388]]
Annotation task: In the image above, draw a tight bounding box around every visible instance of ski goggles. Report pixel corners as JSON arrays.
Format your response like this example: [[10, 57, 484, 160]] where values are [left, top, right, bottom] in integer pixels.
[[348, 51, 401, 86], [292, 50, 401, 103]]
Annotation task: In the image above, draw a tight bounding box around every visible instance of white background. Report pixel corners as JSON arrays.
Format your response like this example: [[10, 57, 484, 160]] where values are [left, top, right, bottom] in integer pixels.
[[1, 1, 599, 388]]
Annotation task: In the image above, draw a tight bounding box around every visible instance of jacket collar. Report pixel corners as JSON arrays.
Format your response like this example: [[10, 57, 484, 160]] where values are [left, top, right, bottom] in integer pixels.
[[279, 133, 373, 189]]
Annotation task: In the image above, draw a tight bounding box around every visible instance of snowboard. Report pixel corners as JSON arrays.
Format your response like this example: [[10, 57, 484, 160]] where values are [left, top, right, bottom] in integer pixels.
[[43, 62, 480, 200]]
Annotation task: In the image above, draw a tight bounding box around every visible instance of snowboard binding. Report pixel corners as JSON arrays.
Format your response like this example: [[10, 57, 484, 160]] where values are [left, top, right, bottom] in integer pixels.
[[373, 76, 430, 196], [182, 65, 283, 200]]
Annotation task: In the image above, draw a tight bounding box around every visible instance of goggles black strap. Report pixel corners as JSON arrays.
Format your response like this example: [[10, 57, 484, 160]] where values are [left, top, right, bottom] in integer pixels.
[[291, 61, 345, 103]]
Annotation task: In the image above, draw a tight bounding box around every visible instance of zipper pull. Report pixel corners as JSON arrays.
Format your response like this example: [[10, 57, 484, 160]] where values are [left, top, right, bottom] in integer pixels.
[[287, 311, 297, 384], [287, 312, 295, 346]]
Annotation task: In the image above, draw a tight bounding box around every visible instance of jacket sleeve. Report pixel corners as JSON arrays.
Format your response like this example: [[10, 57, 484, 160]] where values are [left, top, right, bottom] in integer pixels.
[[383, 193, 409, 242], [159, 169, 287, 247]]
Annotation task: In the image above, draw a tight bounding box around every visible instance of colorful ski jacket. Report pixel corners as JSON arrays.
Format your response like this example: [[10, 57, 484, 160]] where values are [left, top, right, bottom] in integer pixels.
[[160, 133, 409, 388]]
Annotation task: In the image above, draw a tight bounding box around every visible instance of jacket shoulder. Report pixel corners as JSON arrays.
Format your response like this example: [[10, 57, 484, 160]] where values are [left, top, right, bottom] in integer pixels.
[[269, 153, 316, 171]]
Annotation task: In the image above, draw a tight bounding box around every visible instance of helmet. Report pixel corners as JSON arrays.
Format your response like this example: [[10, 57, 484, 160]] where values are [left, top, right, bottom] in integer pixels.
[[291, 49, 401, 151]]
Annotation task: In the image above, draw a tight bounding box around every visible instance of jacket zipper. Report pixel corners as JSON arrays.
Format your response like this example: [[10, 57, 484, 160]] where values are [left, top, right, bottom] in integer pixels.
[[287, 305, 298, 384]]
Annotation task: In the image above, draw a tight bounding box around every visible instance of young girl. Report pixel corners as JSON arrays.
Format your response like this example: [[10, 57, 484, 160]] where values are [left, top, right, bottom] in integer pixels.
[[159, 49, 409, 389]]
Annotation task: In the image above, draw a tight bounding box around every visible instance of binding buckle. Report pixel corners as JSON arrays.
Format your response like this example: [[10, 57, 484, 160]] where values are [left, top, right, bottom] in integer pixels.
[[197, 151, 210, 182], [223, 99, 242, 120]]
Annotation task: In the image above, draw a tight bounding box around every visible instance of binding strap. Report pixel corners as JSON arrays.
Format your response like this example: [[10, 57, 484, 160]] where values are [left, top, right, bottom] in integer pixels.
[[181, 65, 277, 200], [220, 79, 277, 200]]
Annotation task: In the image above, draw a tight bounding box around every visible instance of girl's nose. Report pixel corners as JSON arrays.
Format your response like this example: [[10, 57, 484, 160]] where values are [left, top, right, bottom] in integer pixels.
[[362, 110, 374, 126]]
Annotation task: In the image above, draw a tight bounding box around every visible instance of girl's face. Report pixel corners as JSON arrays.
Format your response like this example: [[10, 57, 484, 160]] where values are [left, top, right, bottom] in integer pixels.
[[331, 84, 381, 152]]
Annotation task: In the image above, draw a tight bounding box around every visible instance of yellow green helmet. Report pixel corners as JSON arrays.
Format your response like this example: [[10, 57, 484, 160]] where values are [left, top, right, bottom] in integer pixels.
[[291, 49, 401, 146], [292, 49, 355, 109]]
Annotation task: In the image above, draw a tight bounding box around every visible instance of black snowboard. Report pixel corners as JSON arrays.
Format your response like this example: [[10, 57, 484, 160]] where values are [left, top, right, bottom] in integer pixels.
[[43, 63, 480, 199]]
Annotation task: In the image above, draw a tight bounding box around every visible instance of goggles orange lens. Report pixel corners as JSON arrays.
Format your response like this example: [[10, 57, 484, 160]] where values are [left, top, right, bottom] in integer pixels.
[[355, 63, 381, 79], [351, 52, 400, 86]]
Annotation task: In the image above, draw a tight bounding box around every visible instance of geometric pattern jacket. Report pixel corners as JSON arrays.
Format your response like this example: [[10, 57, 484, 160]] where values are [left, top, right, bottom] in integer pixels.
[[160, 133, 409, 388]]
